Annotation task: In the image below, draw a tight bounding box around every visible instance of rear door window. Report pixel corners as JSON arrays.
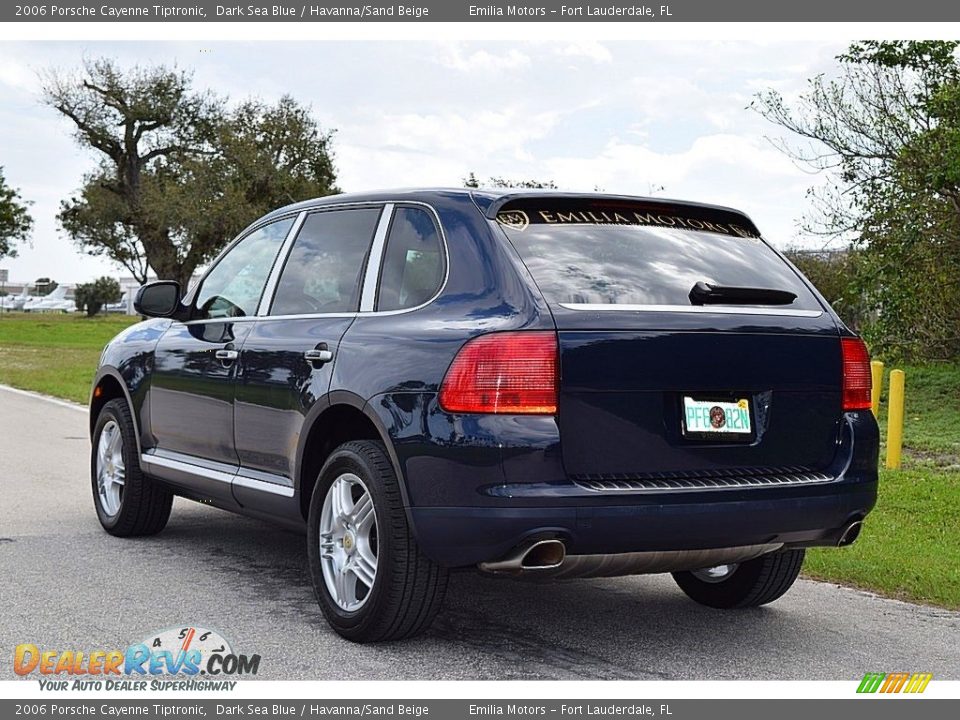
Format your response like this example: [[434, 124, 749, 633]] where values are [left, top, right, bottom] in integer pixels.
[[376, 206, 445, 312], [269, 207, 382, 315], [495, 199, 821, 310]]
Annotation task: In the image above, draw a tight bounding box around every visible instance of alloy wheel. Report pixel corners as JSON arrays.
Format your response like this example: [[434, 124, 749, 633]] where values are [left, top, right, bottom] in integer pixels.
[[96, 420, 125, 517], [691, 563, 739, 583], [319, 473, 379, 611]]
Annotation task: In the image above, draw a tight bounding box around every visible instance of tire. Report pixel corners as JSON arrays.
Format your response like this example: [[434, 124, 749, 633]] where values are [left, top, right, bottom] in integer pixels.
[[91, 398, 173, 536], [306, 440, 448, 642], [672, 549, 805, 609]]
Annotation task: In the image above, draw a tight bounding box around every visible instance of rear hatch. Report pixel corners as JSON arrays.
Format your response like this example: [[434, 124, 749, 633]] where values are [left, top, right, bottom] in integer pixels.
[[493, 196, 843, 478]]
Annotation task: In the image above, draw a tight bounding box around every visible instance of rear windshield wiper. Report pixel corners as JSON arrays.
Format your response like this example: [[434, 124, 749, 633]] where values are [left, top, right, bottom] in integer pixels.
[[688, 281, 797, 306]]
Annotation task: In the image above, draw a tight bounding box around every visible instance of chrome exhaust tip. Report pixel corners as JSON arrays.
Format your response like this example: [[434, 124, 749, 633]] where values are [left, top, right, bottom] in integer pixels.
[[478, 538, 566, 574], [838, 520, 863, 547]]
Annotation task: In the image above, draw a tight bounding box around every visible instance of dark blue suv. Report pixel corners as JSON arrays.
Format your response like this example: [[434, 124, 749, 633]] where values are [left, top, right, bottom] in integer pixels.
[[89, 189, 878, 642]]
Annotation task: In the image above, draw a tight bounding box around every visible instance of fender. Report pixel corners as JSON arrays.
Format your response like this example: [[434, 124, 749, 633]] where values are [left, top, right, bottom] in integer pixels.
[[358, 396, 414, 510], [291, 390, 436, 557], [90, 316, 168, 454], [292, 391, 336, 494], [292, 389, 413, 511], [90, 366, 144, 456]]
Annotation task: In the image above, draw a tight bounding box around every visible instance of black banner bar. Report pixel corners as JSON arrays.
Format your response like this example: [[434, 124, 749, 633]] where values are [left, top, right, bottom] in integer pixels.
[[4, 0, 960, 22]]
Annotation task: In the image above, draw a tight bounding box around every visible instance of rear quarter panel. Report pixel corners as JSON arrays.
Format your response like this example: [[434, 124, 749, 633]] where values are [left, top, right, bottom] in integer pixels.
[[333, 194, 555, 505]]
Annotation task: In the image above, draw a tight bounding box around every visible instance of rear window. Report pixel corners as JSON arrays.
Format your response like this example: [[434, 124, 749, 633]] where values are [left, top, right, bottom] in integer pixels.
[[495, 199, 821, 311]]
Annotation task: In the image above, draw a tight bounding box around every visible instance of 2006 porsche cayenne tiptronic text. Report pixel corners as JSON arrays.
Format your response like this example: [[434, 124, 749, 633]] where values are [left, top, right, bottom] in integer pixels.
[[89, 189, 878, 642]]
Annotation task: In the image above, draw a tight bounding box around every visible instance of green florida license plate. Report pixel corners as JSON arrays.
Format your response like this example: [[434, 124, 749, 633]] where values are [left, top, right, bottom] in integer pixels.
[[682, 397, 752, 436]]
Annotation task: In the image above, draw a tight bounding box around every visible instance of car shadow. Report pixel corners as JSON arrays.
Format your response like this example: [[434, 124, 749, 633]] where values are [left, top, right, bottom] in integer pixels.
[[142, 500, 854, 680]]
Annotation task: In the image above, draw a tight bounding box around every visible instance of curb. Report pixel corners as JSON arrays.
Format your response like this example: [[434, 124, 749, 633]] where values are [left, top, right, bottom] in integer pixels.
[[0, 384, 86, 412]]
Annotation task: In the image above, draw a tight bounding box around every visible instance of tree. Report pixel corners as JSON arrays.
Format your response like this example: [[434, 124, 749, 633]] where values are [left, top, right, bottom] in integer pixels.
[[784, 248, 868, 332], [139, 95, 339, 287], [46, 59, 339, 287], [0, 167, 33, 260], [463, 172, 558, 189], [74, 276, 122, 316], [752, 41, 960, 359]]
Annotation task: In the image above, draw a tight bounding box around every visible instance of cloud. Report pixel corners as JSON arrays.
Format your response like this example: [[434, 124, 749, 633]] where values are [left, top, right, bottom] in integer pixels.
[[0, 56, 37, 92], [434, 43, 532, 72], [0, 39, 847, 282], [354, 107, 561, 160], [543, 133, 817, 244], [556, 42, 613, 64]]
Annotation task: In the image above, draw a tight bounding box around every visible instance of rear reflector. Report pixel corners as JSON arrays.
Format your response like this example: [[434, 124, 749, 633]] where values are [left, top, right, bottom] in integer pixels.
[[439, 331, 558, 414], [841, 337, 872, 411]]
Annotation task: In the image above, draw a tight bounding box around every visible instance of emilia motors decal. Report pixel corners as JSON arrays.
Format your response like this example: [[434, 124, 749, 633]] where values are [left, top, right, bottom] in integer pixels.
[[13, 626, 259, 691], [495, 205, 762, 239]]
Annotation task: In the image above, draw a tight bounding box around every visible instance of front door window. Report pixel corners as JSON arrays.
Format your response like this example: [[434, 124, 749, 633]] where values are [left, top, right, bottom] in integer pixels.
[[194, 218, 294, 320]]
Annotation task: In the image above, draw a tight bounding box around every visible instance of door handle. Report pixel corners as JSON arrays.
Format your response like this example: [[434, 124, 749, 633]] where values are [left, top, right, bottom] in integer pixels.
[[215, 349, 239, 362], [304, 344, 333, 365]]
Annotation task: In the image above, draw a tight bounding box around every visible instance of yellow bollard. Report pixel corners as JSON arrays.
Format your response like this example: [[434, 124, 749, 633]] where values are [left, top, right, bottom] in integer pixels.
[[870, 360, 884, 417], [886, 369, 905, 469]]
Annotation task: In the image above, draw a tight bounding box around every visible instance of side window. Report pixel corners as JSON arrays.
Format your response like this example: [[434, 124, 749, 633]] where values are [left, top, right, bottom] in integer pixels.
[[194, 218, 293, 320], [376, 206, 445, 312], [269, 207, 382, 316]]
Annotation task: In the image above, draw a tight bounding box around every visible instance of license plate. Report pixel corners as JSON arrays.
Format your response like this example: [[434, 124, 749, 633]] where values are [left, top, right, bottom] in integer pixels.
[[682, 397, 752, 437]]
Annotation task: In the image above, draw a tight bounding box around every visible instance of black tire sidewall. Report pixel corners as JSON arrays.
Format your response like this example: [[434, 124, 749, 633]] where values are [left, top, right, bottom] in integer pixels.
[[672, 549, 805, 609], [306, 443, 396, 638], [674, 561, 764, 608]]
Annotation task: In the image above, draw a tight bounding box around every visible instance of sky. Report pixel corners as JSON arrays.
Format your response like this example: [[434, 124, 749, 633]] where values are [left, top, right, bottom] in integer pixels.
[[0, 40, 848, 285]]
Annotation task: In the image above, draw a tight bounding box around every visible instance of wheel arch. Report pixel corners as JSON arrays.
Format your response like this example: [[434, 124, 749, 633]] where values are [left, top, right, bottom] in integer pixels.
[[295, 391, 411, 521], [90, 367, 142, 455]]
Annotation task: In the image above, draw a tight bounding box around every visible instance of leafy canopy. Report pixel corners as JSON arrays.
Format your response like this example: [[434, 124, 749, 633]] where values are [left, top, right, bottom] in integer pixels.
[[74, 276, 122, 317], [46, 58, 339, 287], [0, 167, 33, 260], [752, 41, 960, 360]]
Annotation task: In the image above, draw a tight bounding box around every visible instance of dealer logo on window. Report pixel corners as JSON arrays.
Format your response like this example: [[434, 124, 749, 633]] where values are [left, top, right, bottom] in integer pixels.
[[496, 210, 530, 231]]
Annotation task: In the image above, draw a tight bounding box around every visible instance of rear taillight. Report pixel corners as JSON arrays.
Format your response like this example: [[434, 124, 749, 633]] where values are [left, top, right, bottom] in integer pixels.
[[439, 331, 558, 414], [841, 337, 872, 411]]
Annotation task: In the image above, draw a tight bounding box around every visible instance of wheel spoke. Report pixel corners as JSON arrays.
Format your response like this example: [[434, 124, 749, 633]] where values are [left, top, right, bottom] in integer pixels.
[[319, 533, 336, 559], [352, 552, 376, 589], [107, 427, 121, 455], [332, 478, 354, 521], [352, 492, 374, 532], [97, 432, 110, 468], [334, 564, 354, 605]]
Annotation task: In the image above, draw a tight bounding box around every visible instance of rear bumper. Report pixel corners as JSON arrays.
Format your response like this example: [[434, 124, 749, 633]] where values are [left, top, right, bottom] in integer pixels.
[[367, 394, 879, 568], [411, 481, 877, 566]]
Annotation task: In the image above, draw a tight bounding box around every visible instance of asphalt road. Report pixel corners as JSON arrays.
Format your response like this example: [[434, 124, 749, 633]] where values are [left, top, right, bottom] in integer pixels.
[[1, 385, 958, 681]]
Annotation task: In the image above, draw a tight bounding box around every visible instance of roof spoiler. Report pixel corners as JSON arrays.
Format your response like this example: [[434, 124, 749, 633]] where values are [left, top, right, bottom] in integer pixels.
[[483, 193, 761, 238]]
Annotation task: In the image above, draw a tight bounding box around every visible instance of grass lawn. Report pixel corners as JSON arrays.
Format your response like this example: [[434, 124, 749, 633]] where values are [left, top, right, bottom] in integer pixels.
[[0, 312, 958, 608], [805, 361, 960, 608], [0, 313, 137, 403]]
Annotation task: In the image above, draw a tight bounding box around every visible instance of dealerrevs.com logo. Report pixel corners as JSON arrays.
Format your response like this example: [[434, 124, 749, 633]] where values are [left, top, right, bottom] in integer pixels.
[[14, 626, 260, 691]]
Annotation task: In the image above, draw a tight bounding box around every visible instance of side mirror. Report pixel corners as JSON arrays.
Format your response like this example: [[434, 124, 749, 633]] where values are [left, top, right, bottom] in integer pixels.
[[134, 281, 182, 318]]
